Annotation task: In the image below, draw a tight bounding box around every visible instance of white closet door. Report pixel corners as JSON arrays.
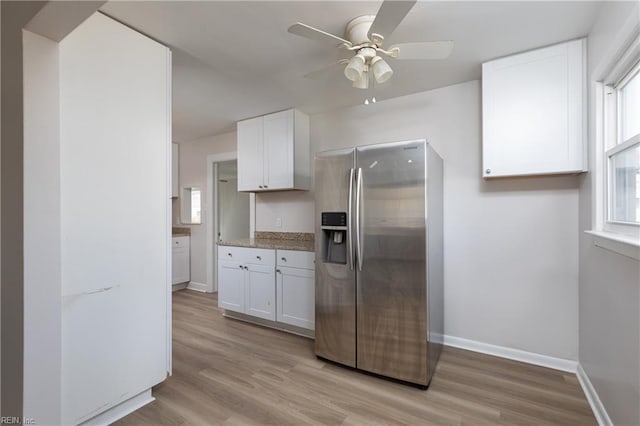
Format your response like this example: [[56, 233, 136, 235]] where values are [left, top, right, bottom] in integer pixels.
[[59, 13, 170, 424]]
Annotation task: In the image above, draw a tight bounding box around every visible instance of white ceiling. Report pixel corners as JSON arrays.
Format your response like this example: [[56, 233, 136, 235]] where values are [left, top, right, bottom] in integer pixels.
[[100, 1, 603, 142]]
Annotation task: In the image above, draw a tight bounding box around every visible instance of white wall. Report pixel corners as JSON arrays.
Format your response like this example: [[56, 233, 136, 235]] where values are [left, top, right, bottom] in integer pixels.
[[255, 80, 581, 361], [176, 131, 236, 286], [1, 2, 48, 419], [23, 30, 62, 425], [1, 2, 3, 413], [579, 2, 640, 424]]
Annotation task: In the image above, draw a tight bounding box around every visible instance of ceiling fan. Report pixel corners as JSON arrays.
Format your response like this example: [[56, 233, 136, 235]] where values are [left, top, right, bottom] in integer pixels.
[[288, 0, 453, 89]]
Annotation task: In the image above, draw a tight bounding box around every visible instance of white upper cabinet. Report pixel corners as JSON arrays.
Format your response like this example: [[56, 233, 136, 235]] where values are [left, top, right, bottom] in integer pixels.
[[237, 116, 264, 190], [482, 39, 586, 178], [237, 109, 310, 191]]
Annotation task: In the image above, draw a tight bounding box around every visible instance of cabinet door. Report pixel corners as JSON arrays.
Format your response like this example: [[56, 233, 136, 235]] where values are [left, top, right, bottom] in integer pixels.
[[263, 110, 293, 190], [245, 263, 276, 320], [237, 116, 264, 191], [218, 260, 245, 313], [277, 267, 315, 329], [482, 39, 585, 177], [172, 246, 190, 284]]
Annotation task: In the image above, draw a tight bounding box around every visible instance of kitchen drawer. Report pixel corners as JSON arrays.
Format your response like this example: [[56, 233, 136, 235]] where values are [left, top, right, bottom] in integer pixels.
[[277, 249, 315, 270], [218, 245, 275, 266], [172, 236, 189, 249]]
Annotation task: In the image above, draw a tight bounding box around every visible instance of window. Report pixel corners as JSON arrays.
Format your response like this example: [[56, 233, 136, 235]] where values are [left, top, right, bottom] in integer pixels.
[[604, 58, 640, 235]]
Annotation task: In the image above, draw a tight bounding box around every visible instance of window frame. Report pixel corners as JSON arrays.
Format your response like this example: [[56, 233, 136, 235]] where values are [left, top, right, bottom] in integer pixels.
[[601, 42, 640, 238]]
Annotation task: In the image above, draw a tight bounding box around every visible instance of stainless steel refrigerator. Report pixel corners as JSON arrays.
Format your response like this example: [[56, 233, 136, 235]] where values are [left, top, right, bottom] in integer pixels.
[[314, 139, 443, 387]]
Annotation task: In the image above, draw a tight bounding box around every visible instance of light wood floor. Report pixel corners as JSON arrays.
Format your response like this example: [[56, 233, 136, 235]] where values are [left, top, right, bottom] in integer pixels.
[[116, 290, 595, 425]]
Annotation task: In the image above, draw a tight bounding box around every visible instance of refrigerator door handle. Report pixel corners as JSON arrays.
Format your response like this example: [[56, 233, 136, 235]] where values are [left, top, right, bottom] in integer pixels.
[[348, 168, 355, 270], [355, 167, 363, 271]]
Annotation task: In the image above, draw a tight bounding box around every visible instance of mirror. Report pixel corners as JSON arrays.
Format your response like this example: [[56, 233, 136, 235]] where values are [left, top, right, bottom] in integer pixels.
[[181, 187, 202, 224]]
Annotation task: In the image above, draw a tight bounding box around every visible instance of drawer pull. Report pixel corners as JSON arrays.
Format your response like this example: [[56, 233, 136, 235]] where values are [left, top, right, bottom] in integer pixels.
[[276, 269, 281, 273], [256, 256, 262, 260], [281, 257, 287, 262], [227, 253, 232, 257]]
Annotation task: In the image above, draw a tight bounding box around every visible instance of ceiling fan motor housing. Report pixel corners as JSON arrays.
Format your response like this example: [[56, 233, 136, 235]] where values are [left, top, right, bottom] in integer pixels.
[[345, 15, 377, 45]]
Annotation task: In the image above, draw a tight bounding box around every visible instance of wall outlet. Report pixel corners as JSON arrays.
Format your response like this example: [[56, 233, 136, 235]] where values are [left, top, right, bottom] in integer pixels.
[[275, 218, 282, 228]]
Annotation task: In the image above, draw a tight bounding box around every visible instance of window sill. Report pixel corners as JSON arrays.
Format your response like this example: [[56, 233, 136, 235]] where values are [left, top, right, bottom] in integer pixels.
[[584, 230, 640, 261]]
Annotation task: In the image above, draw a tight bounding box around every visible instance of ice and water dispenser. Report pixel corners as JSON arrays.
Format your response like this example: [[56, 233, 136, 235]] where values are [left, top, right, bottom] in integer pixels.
[[320, 212, 348, 264]]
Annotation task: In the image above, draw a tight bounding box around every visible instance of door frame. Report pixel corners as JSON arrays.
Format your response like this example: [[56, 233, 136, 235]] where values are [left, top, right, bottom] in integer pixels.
[[206, 152, 255, 292]]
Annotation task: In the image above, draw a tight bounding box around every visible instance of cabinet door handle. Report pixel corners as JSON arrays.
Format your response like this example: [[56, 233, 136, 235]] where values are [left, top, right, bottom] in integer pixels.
[[238, 265, 243, 269], [276, 269, 281, 273], [264, 185, 268, 188], [256, 256, 261, 260], [281, 257, 286, 262], [259, 185, 263, 189], [227, 253, 232, 257]]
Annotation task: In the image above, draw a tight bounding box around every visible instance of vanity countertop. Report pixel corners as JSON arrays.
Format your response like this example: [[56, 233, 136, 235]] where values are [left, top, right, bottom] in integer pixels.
[[172, 227, 191, 237], [218, 232, 314, 252]]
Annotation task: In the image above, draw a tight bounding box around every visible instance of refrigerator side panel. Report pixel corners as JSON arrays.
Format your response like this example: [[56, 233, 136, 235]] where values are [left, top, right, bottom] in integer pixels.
[[314, 149, 357, 367], [426, 144, 444, 383], [356, 140, 428, 385]]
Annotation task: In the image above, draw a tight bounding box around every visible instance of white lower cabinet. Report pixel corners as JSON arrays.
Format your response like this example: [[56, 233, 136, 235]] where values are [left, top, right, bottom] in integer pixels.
[[246, 264, 276, 320], [217, 246, 314, 331], [218, 260, 245, 312], [172, 236, 190, 285], [276, 249, 315, 330], [276, 266, 314, 329], [217, 247, 276, 319]]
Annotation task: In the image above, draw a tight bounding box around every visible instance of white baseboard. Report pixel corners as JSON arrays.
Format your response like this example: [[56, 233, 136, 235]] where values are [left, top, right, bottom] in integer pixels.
[[79, 388, 154, 426], [443, 335, 578, 373], [576, 364, 613, 426], [187, 281, 208, 292], [171, 282, 188, 292]]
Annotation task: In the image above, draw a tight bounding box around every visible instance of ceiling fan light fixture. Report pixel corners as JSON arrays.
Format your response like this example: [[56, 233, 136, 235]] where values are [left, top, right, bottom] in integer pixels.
[[371, 56, 393, 84], [352, 70, 369, 89], [344, 54, 366, 82]]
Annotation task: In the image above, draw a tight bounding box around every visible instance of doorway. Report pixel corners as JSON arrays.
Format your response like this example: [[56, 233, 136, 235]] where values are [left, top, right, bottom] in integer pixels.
[[217, 160, 250, 242], [206, 154, 254, 293]]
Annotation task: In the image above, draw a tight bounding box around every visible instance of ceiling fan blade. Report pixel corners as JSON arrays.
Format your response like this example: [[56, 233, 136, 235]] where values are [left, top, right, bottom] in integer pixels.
[[368, 0, 417, 43], [288, 23, 352, 48], [304, 60, 349, 80], [390, 41, 454, 60]]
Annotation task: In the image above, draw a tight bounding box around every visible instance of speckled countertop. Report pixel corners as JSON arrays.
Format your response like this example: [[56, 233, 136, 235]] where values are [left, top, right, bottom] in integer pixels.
[[218, 232, 314, 252], [172, 227, 191, 237]]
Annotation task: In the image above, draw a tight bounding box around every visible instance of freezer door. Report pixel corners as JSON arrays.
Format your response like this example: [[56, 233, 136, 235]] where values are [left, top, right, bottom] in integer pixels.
[[355, 140, 429, 385], [314, 148, 356, 367]]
